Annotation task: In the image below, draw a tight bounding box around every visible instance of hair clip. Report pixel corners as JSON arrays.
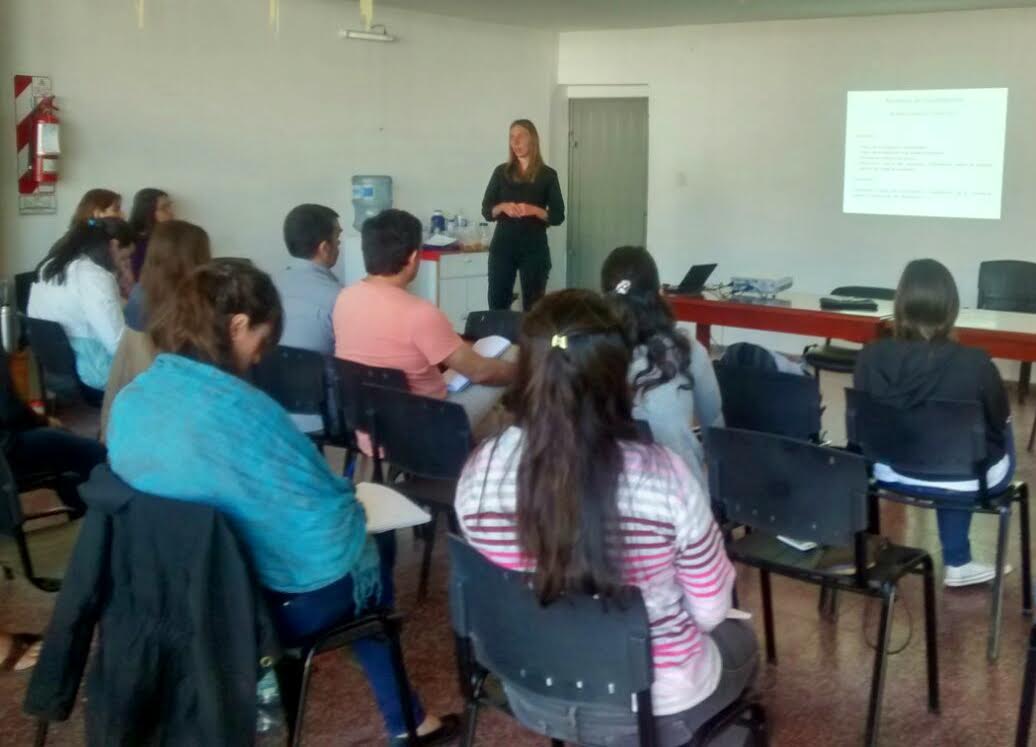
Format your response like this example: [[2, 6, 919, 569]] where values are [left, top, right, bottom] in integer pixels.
[[550, 334, 568, 350], [614, 279, 631, 295], [87, 218, 98, 227]]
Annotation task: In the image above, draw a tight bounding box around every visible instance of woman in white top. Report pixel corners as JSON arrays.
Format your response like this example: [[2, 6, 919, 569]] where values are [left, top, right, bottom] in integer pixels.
[[28, 218, 134, 390]]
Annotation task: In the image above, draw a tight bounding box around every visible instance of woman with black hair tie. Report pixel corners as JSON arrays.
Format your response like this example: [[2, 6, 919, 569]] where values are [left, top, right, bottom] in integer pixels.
[[601, 246, 724, 484]]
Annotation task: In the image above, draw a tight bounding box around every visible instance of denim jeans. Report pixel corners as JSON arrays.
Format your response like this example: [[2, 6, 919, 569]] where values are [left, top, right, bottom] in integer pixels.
[[6, 427, 107, 513], [266, 531, 425, 735], [881, 428, 1017, 568]]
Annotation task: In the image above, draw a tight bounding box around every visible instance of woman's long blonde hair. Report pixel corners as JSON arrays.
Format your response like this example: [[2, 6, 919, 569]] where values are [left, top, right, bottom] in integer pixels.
[[506, 119, 545, 183]]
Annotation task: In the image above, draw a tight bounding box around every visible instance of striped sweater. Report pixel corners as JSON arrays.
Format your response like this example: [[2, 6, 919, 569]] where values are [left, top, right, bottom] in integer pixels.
[[455, 426, 736, 716]]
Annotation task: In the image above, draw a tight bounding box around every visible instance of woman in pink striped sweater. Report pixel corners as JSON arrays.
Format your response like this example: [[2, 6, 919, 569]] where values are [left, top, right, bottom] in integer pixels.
[[455, 289, 758, 746]]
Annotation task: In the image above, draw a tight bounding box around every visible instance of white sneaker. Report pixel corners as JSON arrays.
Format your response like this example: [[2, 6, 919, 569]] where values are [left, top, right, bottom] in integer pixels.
[[944, 561, 1013, 588]]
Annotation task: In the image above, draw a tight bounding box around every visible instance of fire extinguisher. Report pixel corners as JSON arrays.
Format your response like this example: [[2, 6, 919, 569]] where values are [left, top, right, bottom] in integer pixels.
[[32, 95, 60, 185]]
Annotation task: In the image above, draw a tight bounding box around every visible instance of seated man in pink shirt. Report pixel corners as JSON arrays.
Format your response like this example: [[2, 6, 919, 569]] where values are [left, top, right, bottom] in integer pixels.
[[333, 209, 515, 432]]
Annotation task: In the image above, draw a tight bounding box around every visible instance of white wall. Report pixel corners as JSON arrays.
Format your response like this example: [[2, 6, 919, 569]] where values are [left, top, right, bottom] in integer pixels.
[[0, 0, 561, 287], [558, 9, 1036, 364]]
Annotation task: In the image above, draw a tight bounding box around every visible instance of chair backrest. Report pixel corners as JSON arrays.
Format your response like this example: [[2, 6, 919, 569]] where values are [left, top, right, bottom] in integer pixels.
[[845, 388, 987, 482], [831, 286, 896, 301], [0, 452, 25, 536], [713, 361, 821, 441], [330, 359, 408, 446], [362, 383, 471, 480], [25, 317, 84, 400], [251, 345, 330, 425], [978, 260, 1036, 313], [14, 272, 35, 316], [448, 534, 654, 710], [464, 310, 522, 342], [707, 426, 869, 548]]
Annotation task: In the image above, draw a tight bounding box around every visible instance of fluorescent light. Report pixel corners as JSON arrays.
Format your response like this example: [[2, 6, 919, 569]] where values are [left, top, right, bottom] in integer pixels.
[[338, 29, 396, 42]]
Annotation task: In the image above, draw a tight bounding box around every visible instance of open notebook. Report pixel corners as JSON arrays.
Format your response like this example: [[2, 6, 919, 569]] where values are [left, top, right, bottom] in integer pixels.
[[356, 482, 431, 534], [443, 334, 511, 393]]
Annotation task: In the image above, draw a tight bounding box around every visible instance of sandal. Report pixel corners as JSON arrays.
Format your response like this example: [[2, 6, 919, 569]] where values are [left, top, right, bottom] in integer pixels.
[[1, 633, 42, 672]]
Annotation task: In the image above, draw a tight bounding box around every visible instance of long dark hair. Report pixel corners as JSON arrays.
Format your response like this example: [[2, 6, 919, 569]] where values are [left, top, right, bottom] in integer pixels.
[[129, 188, 169, 237], [149, 258, 283, 373], [893, 258, 960, 342], [38, 218, 134, 285], [601, 246, 694, 395], [503, 289, 639, 603]]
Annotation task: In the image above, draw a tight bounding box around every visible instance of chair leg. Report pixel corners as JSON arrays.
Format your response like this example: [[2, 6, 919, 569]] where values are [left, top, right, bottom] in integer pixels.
[[386, 617, 420, 746], [988, 507, 1011, 662], [864, 587, 896, 747], [1018, 486, 1033, 615], [921, 555, 940, 714], [1017, 625, 1036, 747], [33, 720, 48, 747], [274, 656, 305, 742], [749, 702, 769, 746], [1019, 361, 1032, 404], [14, 528, 61, 593], [818, 584, 839, 621], [760, 570, 777, 664], [418, 510, 440, 602], [291, 650, 319, 747], [1028, 411, 1036, 453]]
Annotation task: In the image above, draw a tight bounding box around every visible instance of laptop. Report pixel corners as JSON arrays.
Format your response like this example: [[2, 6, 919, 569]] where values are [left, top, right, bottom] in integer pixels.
[[666, 263, 717, 295]]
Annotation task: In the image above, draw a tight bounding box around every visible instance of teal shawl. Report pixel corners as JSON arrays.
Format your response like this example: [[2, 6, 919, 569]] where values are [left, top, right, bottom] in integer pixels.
[[108, 353, 379, 603]]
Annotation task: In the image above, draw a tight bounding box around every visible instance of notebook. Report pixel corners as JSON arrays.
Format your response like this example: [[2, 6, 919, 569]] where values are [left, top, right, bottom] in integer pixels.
[[444, 335, 511, 393], [356, 482, 431, 533]]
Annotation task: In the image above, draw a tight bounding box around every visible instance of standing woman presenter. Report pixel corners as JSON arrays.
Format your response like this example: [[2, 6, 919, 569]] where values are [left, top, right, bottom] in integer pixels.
[[481, 119, 565, 311]]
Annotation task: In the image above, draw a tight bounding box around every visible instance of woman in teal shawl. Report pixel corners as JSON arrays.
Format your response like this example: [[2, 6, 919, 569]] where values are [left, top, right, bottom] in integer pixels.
[[107, 258, 457, 745]]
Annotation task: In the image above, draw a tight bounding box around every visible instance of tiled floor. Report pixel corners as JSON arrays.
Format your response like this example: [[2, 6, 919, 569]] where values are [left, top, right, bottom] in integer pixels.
[[2, 372, 1035, 746]]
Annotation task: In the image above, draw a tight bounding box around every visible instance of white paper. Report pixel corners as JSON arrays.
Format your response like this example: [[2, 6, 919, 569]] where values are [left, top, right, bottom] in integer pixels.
[[356, 482, 431, 533], [443, 335, 511, 393], [424, 233, 458, 248]]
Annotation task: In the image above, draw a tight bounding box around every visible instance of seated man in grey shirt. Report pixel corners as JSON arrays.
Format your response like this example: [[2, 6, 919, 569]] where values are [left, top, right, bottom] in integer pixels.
[[272, 203, 343, 434]]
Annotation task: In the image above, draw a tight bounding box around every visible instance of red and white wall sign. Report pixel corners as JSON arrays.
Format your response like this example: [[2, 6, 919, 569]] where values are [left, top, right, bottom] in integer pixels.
[[14, 74, 57, 215]]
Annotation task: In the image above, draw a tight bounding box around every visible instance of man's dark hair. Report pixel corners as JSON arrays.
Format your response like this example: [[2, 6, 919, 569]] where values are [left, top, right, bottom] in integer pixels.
[[361, 209, 423, 276], [283, 204, 339, 260]]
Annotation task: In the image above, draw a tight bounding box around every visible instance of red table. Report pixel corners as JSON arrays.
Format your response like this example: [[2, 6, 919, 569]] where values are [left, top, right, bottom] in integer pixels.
[[668, 292, 1036, 362]]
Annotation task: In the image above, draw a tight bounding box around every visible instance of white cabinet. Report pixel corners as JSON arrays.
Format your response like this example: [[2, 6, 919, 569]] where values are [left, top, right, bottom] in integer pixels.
[[416, 250, 490, 332]]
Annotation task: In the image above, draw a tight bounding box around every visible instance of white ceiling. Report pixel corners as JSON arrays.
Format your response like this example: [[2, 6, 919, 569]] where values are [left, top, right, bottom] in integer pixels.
[[375, 0, 1036, 31]]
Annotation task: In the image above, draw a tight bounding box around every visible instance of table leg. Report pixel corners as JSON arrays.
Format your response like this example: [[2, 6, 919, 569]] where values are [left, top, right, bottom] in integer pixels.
[[696, 322, 711, 350]]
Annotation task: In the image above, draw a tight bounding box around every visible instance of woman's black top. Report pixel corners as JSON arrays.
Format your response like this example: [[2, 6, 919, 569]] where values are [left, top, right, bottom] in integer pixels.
[[481, 163, 565, 253]]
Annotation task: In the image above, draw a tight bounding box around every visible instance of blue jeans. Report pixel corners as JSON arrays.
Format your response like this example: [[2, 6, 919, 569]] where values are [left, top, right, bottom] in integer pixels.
[[881, 428, 1017, 567], [267, 532, 425, 735]]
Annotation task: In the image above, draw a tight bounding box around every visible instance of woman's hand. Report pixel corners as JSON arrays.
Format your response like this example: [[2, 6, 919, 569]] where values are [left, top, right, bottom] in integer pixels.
[[515, 204, 548, 221], [492, 202, 521, 219]]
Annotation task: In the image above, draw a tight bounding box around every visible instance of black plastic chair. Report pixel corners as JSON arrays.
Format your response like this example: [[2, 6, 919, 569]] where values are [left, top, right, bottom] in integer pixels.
[[14, 272, 35, 349], [24, 317, 103, 408], [845, 389, 1032, 662], [363, 384, 471, 601], [328, 359, 408, 477], [707, 426, 938, 747], [978, 260, 1036, 403], [713, 361, 822, 442], [0, 453, 78, 592], [1018, 622, 1036, 747], [251, 345, 334, 444], [275, 609, 419, 747], [463, 310, 522, 343], [803, 286, 895, 376], [447, 534, 768, 747]]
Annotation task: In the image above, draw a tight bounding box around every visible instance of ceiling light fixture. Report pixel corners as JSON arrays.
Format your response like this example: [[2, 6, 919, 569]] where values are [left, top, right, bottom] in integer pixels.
[[338, 26, 396, 42]]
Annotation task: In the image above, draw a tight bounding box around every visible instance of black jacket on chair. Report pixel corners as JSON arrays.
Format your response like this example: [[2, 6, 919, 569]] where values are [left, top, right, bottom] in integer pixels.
[[24, 465, 279, 746]]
